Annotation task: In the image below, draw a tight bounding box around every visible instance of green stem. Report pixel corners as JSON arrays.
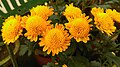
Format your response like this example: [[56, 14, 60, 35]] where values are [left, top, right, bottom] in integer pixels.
[[0, 40, 20, 66], [6, 45, 18, 67], [99, 0, 102, 4]]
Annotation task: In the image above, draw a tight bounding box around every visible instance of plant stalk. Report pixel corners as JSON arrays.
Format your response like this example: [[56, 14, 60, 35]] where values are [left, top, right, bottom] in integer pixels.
[[6, 45, 18, 67]]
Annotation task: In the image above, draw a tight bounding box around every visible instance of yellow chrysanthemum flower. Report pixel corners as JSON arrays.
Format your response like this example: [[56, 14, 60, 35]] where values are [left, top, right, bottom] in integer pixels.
[[63, 3, 82, 22], [106, 9, 120, 23], [91, 7, 104, 16], [24, 15, 51, 42], [39, 24, 71, 56], [94, 13, 116, 36], [30, 5, 54, 20], [91, 7, 116, 36], [1, 15, 23, 44], [65, 16, 92, 43]]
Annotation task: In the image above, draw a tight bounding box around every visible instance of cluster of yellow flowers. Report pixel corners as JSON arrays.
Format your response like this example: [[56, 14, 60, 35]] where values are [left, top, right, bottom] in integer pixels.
[[63, 4, 92, 43], [1, 3, 120, 56], [91, 7, 118, 36]]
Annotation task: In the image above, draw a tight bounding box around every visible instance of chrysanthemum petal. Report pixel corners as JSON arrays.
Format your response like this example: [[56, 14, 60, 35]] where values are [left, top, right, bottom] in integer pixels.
[[91, 7, 104, 16], [63, 3, 82, 22], [30, 5, 54, 20], [106, 9, 120, 23]]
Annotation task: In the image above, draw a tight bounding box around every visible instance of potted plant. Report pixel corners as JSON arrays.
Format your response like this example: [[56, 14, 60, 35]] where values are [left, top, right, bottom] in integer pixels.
[[1, 0, 120, 67]]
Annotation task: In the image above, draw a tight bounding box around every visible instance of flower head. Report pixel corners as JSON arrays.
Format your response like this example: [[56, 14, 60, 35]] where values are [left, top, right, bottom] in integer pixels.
[[30, 5, 54, 20], [91, 7, 116, 36], [91, 7, 104, 16], [65, 16, 92, 43], [94, 13, 116, 36], [106, 9, 120, 23], [39, 24, 71, 56], [24, 15, 51, 42], [1, 15, 23, 44], [63, 3, 82, 22]]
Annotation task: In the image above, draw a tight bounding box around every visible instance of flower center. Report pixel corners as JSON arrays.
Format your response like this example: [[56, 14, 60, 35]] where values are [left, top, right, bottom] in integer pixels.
[[45, 29, 65, 48], [5, 19, 20, 39], [26, 16, 46, 35], [97, 13, 114, 29], [71, 18, 90, 37]]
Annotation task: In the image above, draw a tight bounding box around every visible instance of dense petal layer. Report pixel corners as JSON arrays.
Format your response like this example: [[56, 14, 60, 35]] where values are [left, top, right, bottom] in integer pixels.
[[30, 5, 54, 20], [24, 16, 51, 42], [106, 9, 120, 23], [63, 3, 82, 22], [65, 17, 92, 43], [39, 24, 71, 56], [1, 15, 23, 44], [91, 7, 116, 36]]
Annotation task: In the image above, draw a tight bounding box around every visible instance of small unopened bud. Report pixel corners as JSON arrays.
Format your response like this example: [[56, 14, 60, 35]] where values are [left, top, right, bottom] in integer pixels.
[[112, 52, 116, 56]]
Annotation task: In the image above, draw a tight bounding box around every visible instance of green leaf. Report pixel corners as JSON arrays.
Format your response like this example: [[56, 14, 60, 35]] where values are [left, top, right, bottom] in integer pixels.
[[42, 62, 54, 67], [104, 52, 120, 67], [97, 5, 112, 9], [111, 43, 120, 48], [89, 4, 112, 9], [24, 40, 35, 56], [64, 39, 76, 55], [68, 56, 89, 67], [0, 47, 2, 51], [28, 48, 32, 56], [75, 0, 82, 6], [111, 35, 118, 41], [0, 0, 48, 17], [0, 42, 4, 46], [105, 0, 119, 4], [49, 15, 59, 20], [19, 45, 28, 56], [90, 61, 101, 67]]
